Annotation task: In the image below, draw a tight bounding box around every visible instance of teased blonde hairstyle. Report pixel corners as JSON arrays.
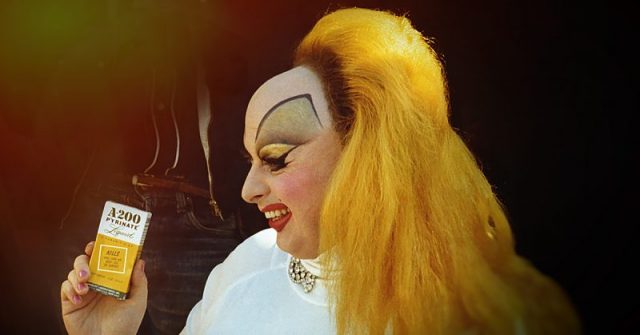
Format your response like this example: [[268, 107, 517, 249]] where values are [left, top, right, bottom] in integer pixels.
[[294, 8, 580, 335]]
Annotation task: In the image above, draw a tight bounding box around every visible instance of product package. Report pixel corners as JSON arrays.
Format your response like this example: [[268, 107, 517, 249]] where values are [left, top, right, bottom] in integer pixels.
[[87, 200, 152, 300]]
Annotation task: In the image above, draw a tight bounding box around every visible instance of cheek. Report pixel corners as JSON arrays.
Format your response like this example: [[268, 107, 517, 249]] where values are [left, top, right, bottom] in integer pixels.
[[274, 167, 328, 214]]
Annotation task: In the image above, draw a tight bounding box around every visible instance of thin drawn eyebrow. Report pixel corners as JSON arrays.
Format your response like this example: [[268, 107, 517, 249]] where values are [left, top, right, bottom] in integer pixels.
[[255, 93, 322, 141]]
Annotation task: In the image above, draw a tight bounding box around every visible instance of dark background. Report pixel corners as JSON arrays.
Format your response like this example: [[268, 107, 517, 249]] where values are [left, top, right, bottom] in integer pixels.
[[0, 0, 634, 334]]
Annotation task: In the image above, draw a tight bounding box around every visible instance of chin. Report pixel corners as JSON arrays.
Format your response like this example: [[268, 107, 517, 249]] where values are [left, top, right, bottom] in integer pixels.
[[275, 232, 293, 253]]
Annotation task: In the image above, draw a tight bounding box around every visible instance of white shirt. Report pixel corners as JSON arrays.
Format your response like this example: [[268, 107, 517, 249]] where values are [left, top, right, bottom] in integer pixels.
[[181, 229, 527, 335], [181, 229, 334, 334]]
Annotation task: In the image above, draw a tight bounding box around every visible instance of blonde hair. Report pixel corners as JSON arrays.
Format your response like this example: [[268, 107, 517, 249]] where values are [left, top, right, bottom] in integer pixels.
[[294, 8, 580, 335]]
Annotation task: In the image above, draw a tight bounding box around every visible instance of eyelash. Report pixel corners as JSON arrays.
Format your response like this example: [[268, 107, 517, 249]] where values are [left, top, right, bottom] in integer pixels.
[[243, 149, 293, 172], [262, 152, 290, 172]]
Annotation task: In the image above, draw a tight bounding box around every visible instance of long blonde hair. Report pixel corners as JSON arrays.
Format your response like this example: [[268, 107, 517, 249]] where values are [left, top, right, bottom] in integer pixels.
[[294, 8, 580, 335]]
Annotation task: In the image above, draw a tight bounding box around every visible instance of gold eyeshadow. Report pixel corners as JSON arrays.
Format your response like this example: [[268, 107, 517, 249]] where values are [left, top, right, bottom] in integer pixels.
[[258, 143, 296, 160]]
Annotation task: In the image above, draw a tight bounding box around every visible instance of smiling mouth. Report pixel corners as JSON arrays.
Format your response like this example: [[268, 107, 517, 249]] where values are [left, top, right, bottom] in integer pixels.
[[264, 207, 291, 232], [265, 207, 290, 219]]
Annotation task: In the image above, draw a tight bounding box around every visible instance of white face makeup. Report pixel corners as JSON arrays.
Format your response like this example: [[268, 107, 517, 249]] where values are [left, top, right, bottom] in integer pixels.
[[254, 94, 323, 170], [242, 66, 342, 259]]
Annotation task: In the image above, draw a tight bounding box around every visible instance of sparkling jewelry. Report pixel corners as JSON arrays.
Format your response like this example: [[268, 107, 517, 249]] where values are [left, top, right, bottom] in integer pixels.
[[288, 257, 319, 293]]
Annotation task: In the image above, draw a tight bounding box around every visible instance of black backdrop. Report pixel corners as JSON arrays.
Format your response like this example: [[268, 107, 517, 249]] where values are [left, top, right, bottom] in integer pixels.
[[0, 1, 634, 334]]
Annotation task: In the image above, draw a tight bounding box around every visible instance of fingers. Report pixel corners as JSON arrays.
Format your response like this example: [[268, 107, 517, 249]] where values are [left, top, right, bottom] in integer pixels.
[[73, 254, 91, 284], [61, 279, 82, 305], [60, 241, 95, 308], [62, 248, 91, 306], [67, 269, 89, 296], [84, 241, 95, 256]]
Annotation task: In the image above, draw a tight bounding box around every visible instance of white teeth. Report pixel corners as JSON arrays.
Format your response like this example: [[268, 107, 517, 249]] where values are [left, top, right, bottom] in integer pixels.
[[264, 208, 290, 220]]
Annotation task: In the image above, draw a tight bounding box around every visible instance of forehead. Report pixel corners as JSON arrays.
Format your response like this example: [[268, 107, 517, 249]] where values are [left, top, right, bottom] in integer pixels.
[[244, 66, 331, 140]]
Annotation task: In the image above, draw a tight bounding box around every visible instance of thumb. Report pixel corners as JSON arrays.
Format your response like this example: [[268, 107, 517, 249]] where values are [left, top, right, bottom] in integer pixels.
[[128, 259, 148, 302]]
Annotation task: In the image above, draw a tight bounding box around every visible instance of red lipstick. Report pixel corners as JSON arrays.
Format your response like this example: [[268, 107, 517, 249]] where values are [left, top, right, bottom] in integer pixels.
[[261, 204, 292, 232], [269, 211, 292, 232]]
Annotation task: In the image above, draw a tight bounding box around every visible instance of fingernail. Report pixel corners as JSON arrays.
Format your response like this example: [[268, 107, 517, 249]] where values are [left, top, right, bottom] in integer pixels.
[[79, 270, 87, 278], [72, 295, 81, 304], [77, 282, 86, 290]]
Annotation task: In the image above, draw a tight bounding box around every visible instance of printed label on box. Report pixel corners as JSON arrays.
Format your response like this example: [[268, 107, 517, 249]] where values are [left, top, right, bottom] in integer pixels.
[[97, 244, 128, 273], [88, 201, 151, 300]]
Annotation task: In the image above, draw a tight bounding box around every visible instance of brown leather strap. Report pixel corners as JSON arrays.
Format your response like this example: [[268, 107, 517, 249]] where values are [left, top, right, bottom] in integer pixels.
[[132, 174, 210, 199]]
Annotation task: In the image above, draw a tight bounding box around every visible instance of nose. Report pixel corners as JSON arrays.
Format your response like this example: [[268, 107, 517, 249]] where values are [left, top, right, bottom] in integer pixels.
[[241, 164, 268, 204]]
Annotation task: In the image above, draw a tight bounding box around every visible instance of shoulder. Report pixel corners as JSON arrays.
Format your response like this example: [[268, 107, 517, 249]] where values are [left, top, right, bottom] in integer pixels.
[[183, 229, 284, 333], [233, 228, 278, 257], [225, 228, 280, 272], [205, 228, 283, 289]]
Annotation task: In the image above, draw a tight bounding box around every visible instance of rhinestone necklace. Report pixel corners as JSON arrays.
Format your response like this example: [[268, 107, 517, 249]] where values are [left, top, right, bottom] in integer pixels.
[[288, 257, 320, 293]]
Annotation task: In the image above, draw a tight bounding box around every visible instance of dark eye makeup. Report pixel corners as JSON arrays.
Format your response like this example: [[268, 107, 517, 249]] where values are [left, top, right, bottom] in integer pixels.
[[259, 143, 297, 172]]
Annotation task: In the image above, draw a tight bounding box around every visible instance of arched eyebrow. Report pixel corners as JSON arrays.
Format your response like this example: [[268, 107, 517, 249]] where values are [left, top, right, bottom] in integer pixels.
[[255, 93, 322, 141]]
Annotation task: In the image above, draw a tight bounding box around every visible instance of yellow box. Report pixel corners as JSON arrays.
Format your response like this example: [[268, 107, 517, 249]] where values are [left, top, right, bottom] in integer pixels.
[[88, 201, 151, 300]]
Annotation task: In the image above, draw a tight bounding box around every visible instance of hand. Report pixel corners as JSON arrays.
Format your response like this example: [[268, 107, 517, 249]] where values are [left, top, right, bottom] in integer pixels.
[[60, 241, 148, 335]]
